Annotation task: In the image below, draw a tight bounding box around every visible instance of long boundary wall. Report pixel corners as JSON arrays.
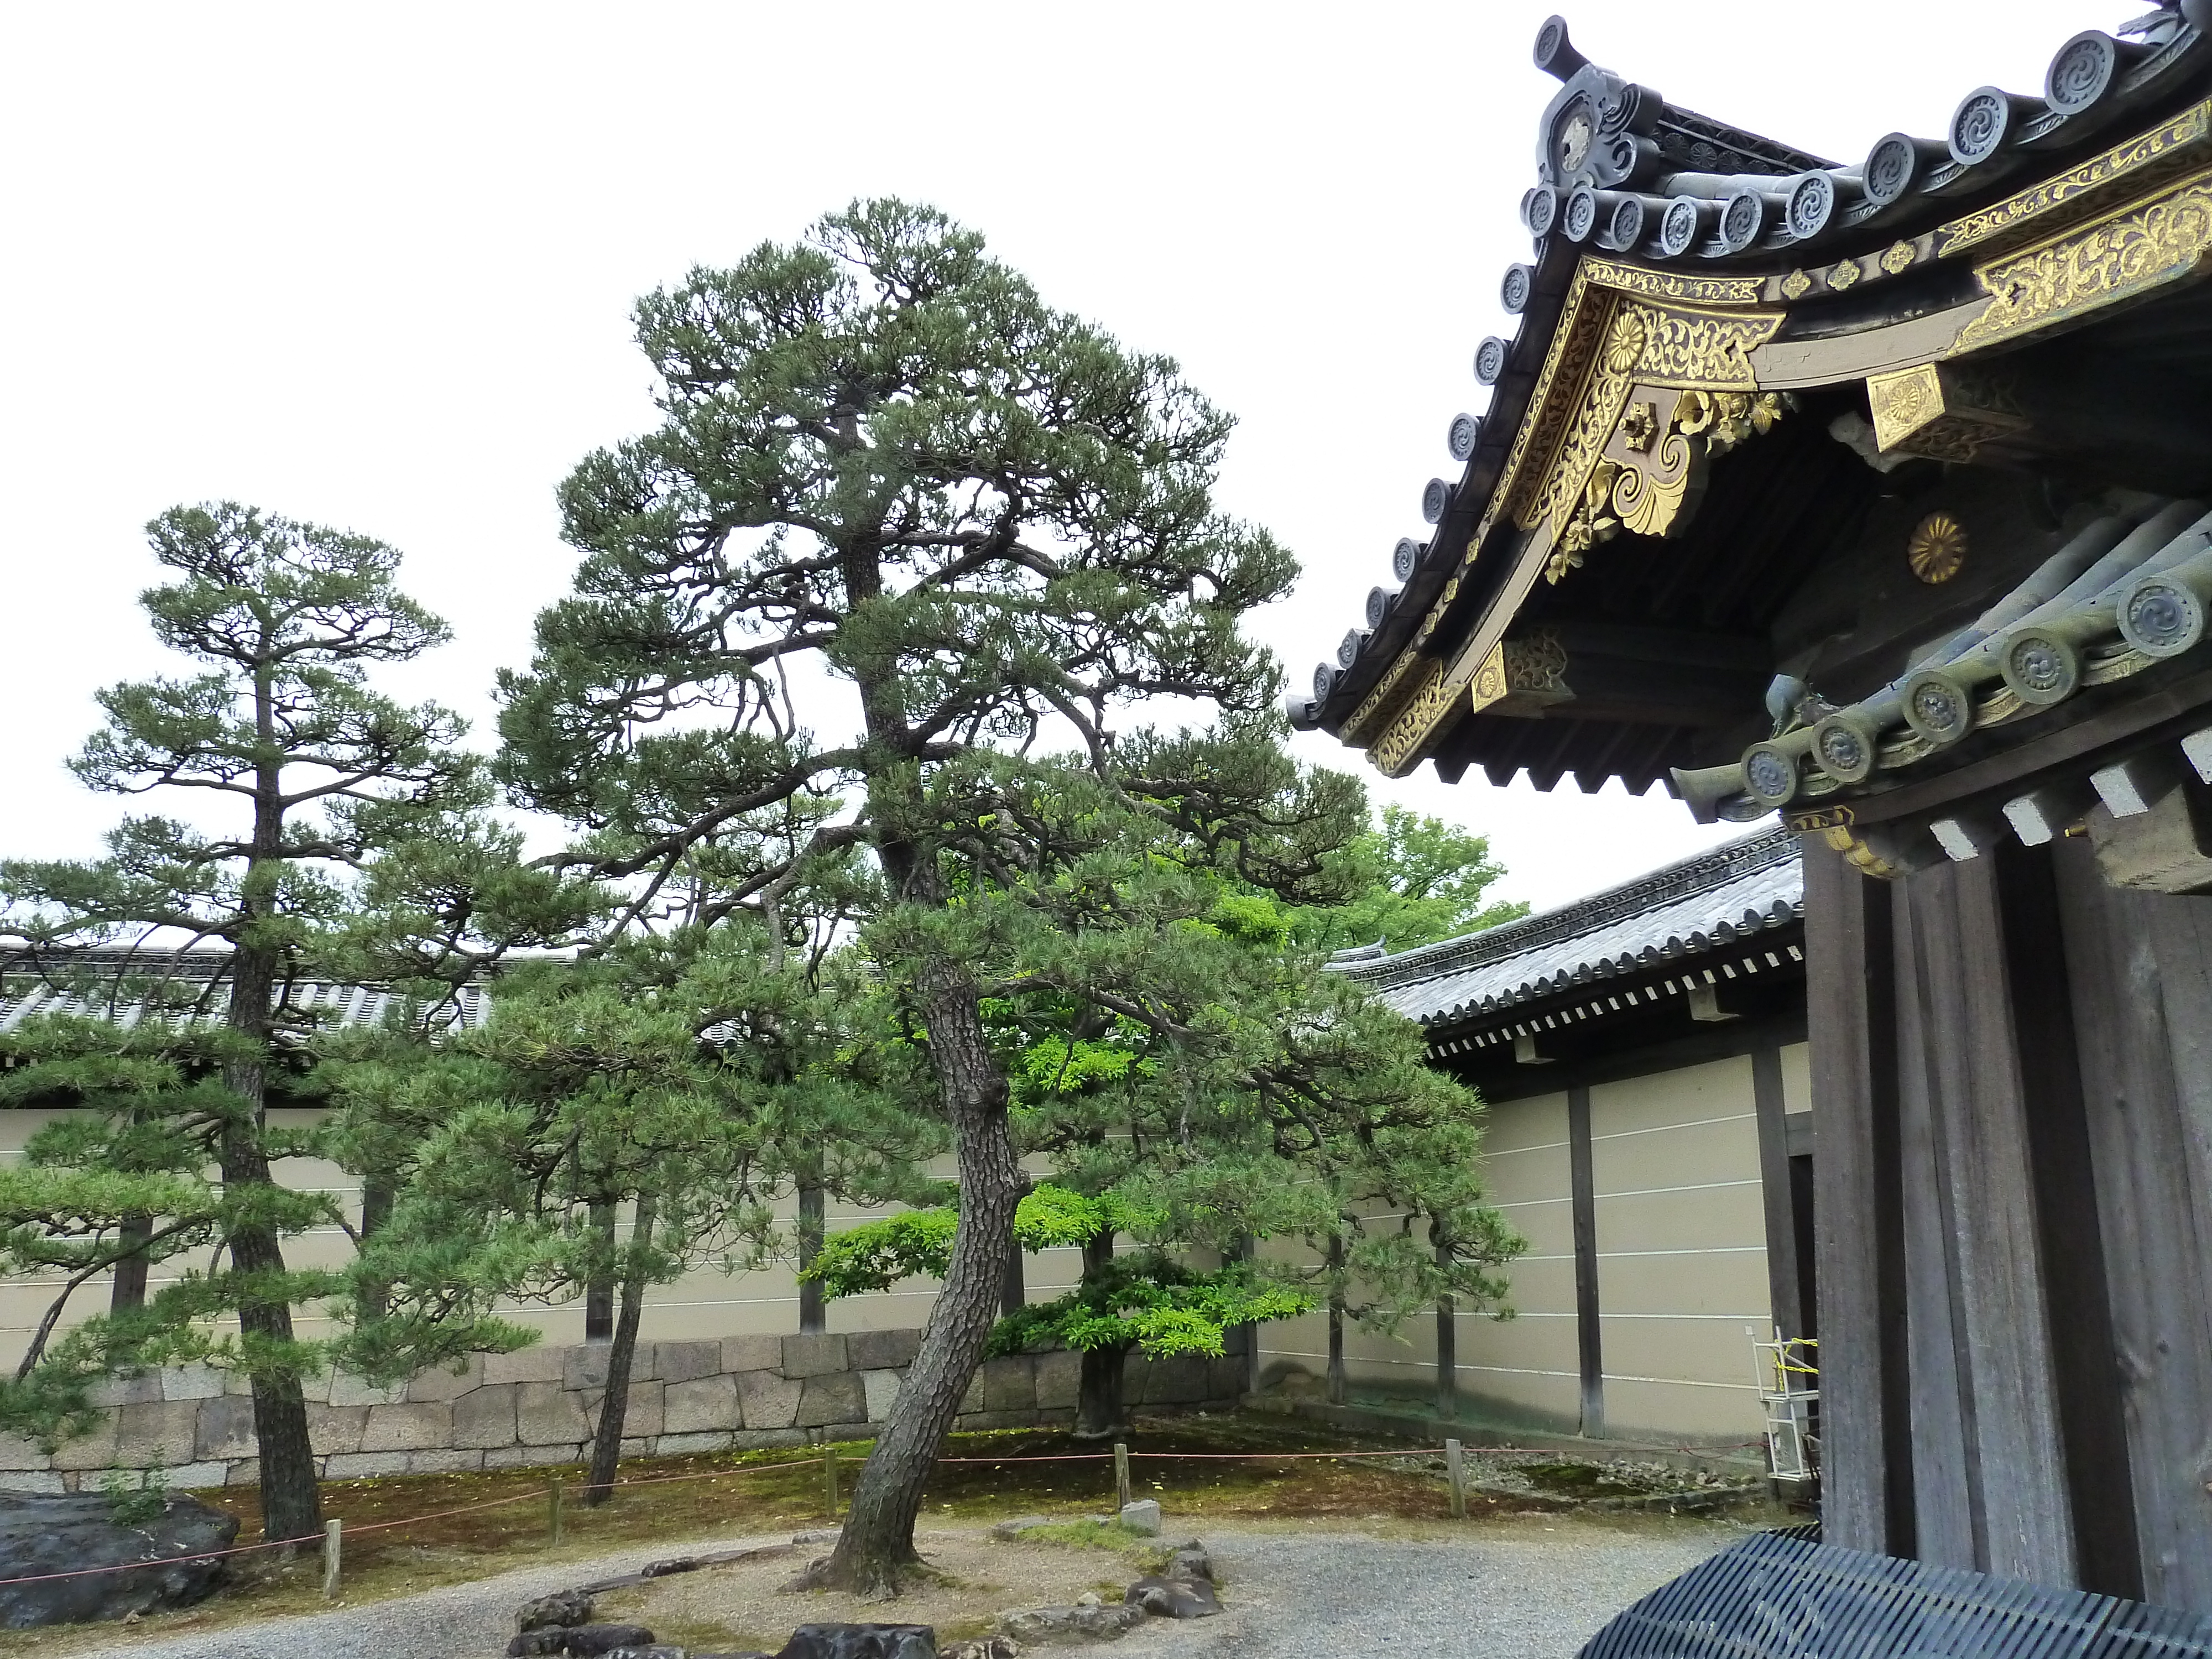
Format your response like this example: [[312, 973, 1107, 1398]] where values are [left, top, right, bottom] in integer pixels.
[[0, 1329, 1245, 1494]]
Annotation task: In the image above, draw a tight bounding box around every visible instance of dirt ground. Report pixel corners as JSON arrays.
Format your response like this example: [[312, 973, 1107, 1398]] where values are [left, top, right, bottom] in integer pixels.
[[598, 1525, 1170, 1652]]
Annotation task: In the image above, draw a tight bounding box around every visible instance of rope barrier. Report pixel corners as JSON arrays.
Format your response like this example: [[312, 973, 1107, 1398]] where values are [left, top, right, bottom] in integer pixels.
[[0, 1430, 1766, 1592]]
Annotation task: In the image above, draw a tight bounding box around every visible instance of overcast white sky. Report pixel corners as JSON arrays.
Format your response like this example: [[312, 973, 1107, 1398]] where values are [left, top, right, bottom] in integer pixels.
[[0, 1, 2146, 915]]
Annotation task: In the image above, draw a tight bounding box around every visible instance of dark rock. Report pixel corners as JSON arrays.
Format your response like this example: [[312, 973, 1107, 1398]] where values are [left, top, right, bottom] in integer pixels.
[[776, 1626, 937, 1658], [0, 1489, 239, 1630], [520, 1589, 596, 1631], [1125, 1575, 1219, 1619], [1166, 1545, 1212, 1583], [1000, 1603, 1145, 1641], [508, 1624, 660, 1656], [941, 1641, 1019, 1659], [601, 1648, 687, 1658]]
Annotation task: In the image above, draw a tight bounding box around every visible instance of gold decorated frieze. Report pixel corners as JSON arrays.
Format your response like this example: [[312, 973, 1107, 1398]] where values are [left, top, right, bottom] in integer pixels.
[[1951, 170, 2212, 357], [1336, 644, 1426, 745], [1371, 661, 1458, 778], [1580, 257, 1768, 309], [1937, 99, 2212, 260]]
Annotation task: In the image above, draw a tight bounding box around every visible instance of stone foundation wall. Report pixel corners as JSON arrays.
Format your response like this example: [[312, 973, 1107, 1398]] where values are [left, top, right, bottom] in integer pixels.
[[0, 1330, 1247, 1494]]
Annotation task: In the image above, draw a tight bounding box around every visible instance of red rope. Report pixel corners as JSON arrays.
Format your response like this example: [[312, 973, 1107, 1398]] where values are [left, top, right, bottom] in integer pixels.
[[0, 1529, 322, 1588]]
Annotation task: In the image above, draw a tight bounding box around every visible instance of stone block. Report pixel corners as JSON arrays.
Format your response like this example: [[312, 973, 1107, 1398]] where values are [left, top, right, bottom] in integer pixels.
[[958, 1371, 987, 1415], [565, 1344, 612, 1393], [619, 1437, 651, 1459], [846, 1329, 921, 1370], [1208, 1354, 1248, 1401], [721, 1334, 782, 1374], [0, 1473, 65, 1494], [652, 1431, 734, 1457], [982, 1355, 1036, 1414], [664, 1375, 740, 1434], [307, 1404, 369, 1455], [1034, 1349, 1081, 1411], [736, 1370, 802, 1430], [796, 1373, 865, 1428], [225, 1370, 257, 1396], [486, 1444, 568, 1470], [731, 1428, 807, 1452], [405, 1357, 483, 1404], [361, 1402, 453, 1453], [483, 1345, 566, 1386], [956, 1410, 1041, 1432], [161, 1364, 225, 1402], [653, 1340, 724, 1385], [516, 1382, 591, 1446], [226, 1460, 261, 1486], [161, 1460, 227, 1490], [0, 1432, 50, 1472], [329, 1373, 406, 1408], [84, 1374, 161, 1410], [195, 1395, 257, 1461], [781, 1333, 848, 1378], [862, 1369, 901, 1423], [406, 1449, 484, 1475], [324, 1452, 411, 1480], [451, 1383, 518, 1450], [823, 1422, 875, 1443], [611, 1380, 662, 1439], [1119, 1498, 1162, 1535], [1144, 1352, 1211, 1405], [116, 1400, 200, 1465]]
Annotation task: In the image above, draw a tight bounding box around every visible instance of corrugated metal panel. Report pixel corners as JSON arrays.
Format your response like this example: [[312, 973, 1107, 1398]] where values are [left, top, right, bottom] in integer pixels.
[[1327, 826, 1801, 1028], [1582, 1528, 2212, 1657]]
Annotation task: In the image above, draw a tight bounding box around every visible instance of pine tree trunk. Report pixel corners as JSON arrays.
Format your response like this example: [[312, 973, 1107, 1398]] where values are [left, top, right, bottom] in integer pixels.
[[584, 1199, 615, 1342], [222, 946, 321, 1545], [1074, 1343, 1132, 1440], [1071, 1229, 1124, 1438], [1326, 1234, 1348, 1408], [797, 1181, 826, 1335], [108, 1214, 152, 1312], [584, 1194, 654, 1505], [1433, 1235, 1457, 1420], [355, 1176, 394, 1322], [809, 960, 1020, 1594]]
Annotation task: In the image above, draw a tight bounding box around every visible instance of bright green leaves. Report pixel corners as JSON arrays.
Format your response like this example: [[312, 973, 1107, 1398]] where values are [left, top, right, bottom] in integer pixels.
[[990, 1254, 1316, 1360]]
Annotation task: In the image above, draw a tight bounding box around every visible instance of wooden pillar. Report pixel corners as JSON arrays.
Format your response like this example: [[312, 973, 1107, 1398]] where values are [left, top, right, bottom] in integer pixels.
[[1750, 1043, 1803, 1341], [1803, 836, 1914, 1557], [2053, 836, 2212, 1611], [1567, 1083, 1604, 1438], [1891, 854, 2077, 1587]]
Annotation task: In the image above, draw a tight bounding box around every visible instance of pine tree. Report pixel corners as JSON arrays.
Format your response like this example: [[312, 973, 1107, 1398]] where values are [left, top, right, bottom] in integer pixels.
[[497, 199, 1364, 1589], [0, 503, 477, 1543]]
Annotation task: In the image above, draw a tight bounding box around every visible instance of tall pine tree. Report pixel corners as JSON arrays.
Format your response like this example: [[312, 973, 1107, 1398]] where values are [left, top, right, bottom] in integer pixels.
[[498, 199, 1365, 1589], [0, 503, 476, 1543]]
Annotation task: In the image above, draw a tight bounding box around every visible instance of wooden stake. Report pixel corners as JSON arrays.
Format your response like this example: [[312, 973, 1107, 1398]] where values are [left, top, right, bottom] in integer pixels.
[[1114, 1442, 1132, 1511], [321, 1519, 342, 1601], [549, 1476, 565, 1546], [1446, 1438, 1467, 1521]]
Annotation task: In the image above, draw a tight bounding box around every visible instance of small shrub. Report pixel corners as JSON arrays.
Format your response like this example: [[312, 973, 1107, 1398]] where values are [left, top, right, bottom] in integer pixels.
[[100, 1462, 169, 1526]]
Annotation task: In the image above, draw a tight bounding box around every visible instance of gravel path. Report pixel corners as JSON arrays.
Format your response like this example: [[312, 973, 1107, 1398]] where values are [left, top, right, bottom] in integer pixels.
[[67, 1517, 1734, 1659]]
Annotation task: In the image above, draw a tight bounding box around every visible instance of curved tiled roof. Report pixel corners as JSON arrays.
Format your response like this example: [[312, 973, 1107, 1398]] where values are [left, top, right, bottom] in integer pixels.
[[0, 947, 492, 1037], [1299, 3, 2212, 733], [1327, 826, 1801, 1029]]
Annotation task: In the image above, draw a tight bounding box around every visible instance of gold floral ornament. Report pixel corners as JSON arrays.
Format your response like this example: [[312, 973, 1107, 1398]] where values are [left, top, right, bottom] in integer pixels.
[[1909, 512, 1968, 583], [1620, 400, 1660, 452], [1881, 239, 1917, 275], [1548, 458, 1624, 582], [1828, 258, 1863, 292], [1602, 309, 1650, 375], [1781, 270, 1814, 301], [1679, 388, 1790, 455]]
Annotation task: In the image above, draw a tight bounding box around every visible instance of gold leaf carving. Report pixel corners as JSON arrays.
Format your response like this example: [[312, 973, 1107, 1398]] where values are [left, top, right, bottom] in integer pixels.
[[1953, 173, 2212, 356], [1828, 257, 1863, 292], [1938, 100, 2212, 259], [1781, 270, 1813, 301], [1908, 512, 1967, 583], [1882, 241, 1917, 275], [1580, 257, 1767, 307], [1371, 662, 1456, 777], [1867, 364, 1943, 449]]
